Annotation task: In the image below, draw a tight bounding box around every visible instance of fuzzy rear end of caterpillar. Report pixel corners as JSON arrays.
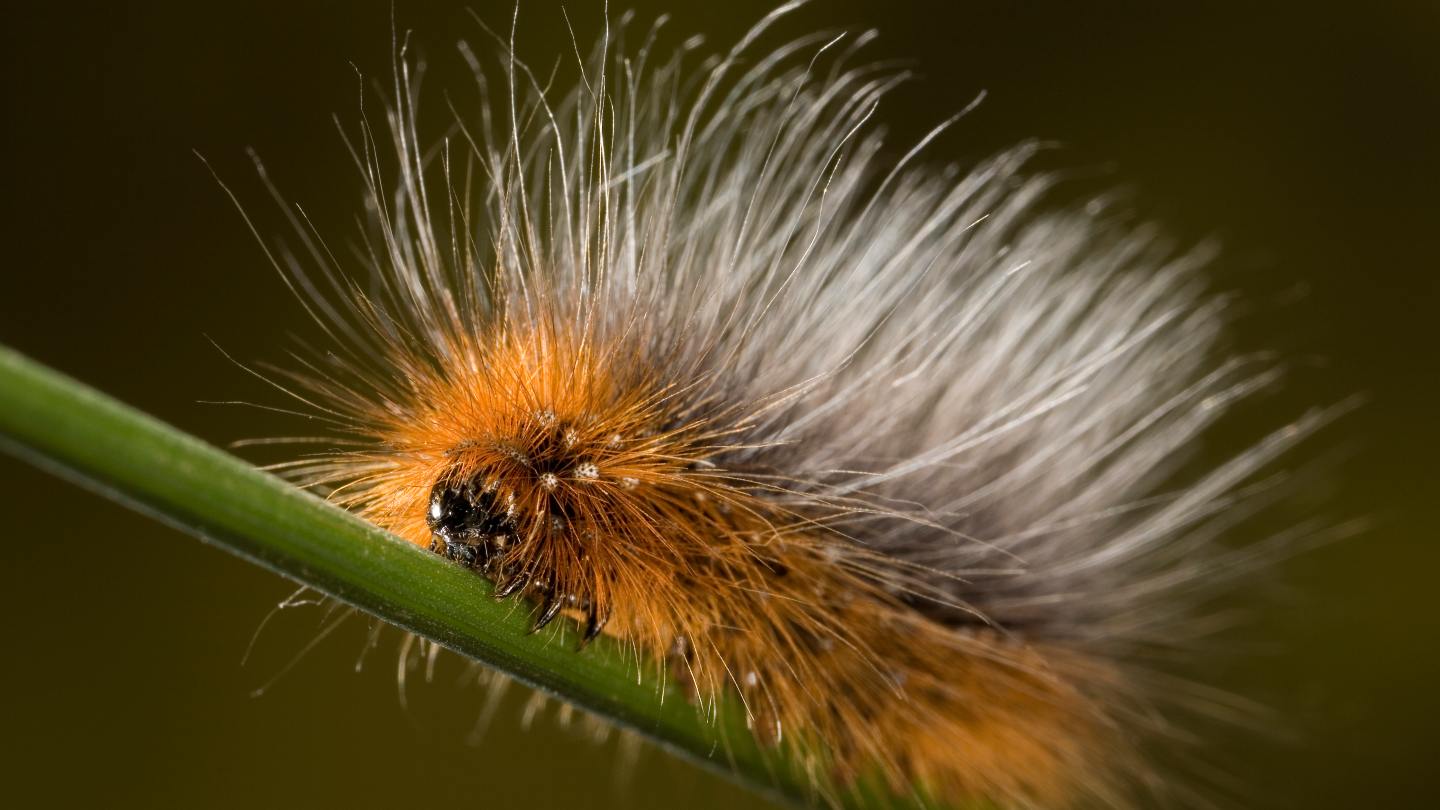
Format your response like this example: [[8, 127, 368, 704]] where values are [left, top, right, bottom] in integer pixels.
[[245, 4, 1337, 808]]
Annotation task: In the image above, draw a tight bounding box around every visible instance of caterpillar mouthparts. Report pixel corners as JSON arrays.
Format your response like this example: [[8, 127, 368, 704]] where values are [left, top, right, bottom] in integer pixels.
[[237, 3, 1338, 808]]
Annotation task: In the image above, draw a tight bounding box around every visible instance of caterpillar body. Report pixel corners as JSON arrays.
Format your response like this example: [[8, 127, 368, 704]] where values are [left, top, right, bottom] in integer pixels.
[[248, 4, 1331, 808]]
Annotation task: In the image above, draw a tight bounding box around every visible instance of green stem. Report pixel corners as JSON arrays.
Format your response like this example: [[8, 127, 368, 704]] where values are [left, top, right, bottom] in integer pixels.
[[0, 344, 839, 807]]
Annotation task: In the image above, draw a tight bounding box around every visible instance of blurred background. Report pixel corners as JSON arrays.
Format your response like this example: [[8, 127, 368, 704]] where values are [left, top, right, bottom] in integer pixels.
[[1, 1, 1436, 807]]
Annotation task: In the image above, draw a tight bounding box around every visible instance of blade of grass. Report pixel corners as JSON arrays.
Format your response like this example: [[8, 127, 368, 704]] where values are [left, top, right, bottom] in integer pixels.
[[0, 344, 887, 808]]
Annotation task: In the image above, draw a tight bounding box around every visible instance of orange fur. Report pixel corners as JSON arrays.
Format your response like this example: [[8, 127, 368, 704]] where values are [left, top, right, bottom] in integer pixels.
[[315, 315, 1127, 807]]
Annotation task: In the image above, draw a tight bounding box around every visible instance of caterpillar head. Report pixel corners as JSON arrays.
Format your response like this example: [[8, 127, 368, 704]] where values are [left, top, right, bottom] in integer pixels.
[[335, 324, 769, 649]]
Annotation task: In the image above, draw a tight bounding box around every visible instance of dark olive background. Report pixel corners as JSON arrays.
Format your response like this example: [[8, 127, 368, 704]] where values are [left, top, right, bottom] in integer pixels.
[[1, 1, 1436, 808]]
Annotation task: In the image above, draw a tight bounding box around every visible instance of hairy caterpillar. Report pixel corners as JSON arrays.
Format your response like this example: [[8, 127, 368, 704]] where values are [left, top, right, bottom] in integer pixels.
[[233, 3, 1338, 808]]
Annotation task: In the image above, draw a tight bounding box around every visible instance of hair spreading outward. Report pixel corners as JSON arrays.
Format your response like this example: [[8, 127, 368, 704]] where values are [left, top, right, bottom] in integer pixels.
[[238, 3, 1337, 808]]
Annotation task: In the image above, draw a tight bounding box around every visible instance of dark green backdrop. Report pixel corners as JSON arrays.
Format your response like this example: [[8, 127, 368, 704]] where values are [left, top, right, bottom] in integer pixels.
[[1, 2, 1436, 808]]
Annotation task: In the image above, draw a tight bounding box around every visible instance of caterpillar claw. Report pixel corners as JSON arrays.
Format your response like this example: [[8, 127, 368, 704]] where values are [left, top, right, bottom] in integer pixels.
[[579, 604, 609, 648], [531, 594, 565, 633], [494, 572, 529, 599]]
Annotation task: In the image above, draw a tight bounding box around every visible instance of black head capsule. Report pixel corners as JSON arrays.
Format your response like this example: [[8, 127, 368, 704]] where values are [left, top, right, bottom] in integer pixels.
[[426, 475, 517, 567]]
